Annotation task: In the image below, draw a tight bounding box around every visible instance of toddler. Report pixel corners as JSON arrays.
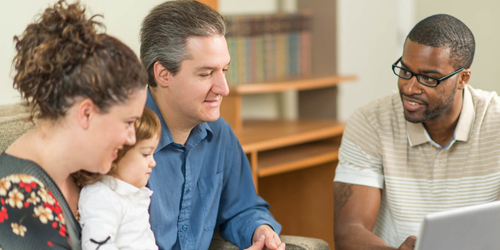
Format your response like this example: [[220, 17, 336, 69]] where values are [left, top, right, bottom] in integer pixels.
[[78, 107, 161, 250]]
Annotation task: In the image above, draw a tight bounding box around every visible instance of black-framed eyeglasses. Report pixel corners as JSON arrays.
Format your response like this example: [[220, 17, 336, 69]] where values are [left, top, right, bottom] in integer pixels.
[[392, 57, 465, 87]]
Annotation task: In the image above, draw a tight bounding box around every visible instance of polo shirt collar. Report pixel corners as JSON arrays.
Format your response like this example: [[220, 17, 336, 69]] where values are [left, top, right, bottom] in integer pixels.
[[407, 86, 475, 147], [145, 87, 213, 152]]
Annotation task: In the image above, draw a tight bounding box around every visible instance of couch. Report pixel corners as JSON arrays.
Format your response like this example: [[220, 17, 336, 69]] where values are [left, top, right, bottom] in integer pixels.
[[0, 102, 330, 250]]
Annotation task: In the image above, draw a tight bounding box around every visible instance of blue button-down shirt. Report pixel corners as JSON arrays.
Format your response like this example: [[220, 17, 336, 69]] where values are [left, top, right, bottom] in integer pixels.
[[146, 91, 281, 250]]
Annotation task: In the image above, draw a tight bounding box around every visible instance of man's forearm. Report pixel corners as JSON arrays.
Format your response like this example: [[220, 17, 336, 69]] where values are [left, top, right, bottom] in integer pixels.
[[333, 183, 394, 250], [334, 224, 397, 250]]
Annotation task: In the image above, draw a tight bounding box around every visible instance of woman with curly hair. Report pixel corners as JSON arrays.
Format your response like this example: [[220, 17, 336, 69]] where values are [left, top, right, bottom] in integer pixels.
[[0, 1, 148, 249]]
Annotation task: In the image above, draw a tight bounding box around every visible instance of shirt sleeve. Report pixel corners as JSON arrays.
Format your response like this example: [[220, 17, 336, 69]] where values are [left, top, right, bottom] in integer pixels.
[[79, 185, 121, 250], [216, 125, 282, 249], [334, 107, 385, 189], [0, 174, 72, 250]]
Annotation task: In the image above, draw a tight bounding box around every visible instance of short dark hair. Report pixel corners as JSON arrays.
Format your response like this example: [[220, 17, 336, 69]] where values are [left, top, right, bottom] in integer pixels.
[[12, 0, 147, 122], [140, 0, 226, 87], [407, 14, 475, 69]]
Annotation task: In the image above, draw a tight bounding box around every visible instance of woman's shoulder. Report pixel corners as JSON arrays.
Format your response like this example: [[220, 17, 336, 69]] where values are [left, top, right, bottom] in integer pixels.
[[0, 173, 71, 249], [0, 152, 44, 179]]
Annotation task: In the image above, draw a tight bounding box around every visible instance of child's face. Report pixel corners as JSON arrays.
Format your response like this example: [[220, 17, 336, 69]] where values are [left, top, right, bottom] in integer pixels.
[[114, 135, 160, 188]]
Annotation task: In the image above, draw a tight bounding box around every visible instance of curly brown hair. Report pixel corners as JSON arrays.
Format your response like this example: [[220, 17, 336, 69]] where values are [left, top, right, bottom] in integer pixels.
[[12, 0, 147, 122], [74, 107, 162, 187]]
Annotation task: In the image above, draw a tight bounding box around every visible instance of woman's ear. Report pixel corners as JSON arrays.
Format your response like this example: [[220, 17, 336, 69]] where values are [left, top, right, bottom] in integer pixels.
[[153, 61, 172, 88], [458, 69, 471, 90], [76, 99, 96, 130]]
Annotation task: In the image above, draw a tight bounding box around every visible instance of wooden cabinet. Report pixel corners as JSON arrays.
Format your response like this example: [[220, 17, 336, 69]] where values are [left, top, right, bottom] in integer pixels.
[[221, 75, 355, 249], [222, 75, 355, 190]]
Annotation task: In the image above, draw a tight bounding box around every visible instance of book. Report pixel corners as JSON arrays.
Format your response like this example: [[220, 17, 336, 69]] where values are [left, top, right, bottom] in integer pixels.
[[224, 12, 312, 85]]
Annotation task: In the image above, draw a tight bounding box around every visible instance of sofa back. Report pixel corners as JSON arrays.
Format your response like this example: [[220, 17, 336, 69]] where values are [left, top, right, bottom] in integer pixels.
[[0, 103, 33, 152]]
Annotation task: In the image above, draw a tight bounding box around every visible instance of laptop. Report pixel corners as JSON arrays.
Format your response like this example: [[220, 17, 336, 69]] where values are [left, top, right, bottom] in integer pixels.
[[415, 200, 500, 250]]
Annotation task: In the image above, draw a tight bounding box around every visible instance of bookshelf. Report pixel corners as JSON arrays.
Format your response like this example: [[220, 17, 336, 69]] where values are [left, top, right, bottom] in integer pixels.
[[201, 0, 351, 248], [221, 75, 356, 130], [224, 76, 354, 249]]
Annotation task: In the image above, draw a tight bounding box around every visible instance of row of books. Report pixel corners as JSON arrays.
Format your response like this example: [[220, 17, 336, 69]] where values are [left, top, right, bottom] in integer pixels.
[[224, 12, 312, 86]]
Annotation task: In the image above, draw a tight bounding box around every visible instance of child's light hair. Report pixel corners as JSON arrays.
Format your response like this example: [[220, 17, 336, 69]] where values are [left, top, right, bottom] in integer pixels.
[[107, 107, 161, 177], [73, 107, 161, 187]]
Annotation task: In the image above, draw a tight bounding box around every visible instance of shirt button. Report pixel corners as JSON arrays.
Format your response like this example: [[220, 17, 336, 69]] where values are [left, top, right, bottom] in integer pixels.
[[182, 225, 188, 231], [186, 188, 190, 194]]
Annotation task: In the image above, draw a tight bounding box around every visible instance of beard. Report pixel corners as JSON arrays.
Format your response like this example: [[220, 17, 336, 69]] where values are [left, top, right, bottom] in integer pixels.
[[401, 86, 457, 124]]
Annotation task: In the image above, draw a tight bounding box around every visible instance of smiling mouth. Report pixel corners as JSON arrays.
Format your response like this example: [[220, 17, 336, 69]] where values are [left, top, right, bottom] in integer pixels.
[[407, 100, 419, 105], [401, 93, 426, 105], [204, 97, 220, 102], [405, 98, 426, 107], [205, 94, 222, 102]]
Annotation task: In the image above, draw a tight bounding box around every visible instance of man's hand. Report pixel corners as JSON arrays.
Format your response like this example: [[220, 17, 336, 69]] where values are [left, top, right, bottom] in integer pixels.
[[397, 236, 416, 250], [246, 235, 285, 250], [250, 224, 285, 250]]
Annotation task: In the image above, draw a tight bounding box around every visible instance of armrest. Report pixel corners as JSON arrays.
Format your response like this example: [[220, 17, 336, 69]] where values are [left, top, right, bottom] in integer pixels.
[[0, 103, 32, 152], [209, 231, 330, 250], [208, 231, 238, 250], [280, 235, 330, 250]]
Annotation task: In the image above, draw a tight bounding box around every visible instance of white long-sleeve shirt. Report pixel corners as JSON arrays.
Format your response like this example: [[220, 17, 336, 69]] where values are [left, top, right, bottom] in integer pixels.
[[79, 176, 158, 250]]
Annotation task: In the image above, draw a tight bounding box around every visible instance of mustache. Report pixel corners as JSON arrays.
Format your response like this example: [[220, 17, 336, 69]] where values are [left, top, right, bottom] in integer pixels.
[[400, 92, 428, 105]]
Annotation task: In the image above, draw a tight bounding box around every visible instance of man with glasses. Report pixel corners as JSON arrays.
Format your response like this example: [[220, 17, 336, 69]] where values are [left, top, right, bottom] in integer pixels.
[[333, 14, 500, 250]]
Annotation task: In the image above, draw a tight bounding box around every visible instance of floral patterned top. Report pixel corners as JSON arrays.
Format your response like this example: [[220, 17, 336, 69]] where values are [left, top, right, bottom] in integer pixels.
[[0, 152, 77, 250]]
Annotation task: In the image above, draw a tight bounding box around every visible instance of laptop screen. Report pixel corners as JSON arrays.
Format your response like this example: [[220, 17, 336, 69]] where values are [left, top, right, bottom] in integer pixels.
[[414, 201, 500, 250]]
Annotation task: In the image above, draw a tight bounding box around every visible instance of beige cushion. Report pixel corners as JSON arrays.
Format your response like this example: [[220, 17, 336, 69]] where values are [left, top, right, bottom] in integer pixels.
[[0, 103, 33, 152], [208, 231, 330, 250]]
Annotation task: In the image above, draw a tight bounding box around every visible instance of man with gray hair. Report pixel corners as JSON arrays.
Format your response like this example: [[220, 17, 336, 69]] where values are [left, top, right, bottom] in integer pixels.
[[334, 14, 500, 250], [140, 1, 284, 250]]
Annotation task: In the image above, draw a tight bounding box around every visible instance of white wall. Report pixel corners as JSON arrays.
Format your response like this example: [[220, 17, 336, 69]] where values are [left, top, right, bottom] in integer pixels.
[[3, 1, 499, 122], [0, 0, 293, 120], [336, 0, 415, 122], [415, 0, 500, 94], [0, 0, 167, 106]]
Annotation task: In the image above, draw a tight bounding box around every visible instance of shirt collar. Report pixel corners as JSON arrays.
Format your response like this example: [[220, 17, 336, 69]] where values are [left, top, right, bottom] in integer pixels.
[[407, 86, 475, 147], [101, 175, 153, 197], [145, 87, 213, 152]]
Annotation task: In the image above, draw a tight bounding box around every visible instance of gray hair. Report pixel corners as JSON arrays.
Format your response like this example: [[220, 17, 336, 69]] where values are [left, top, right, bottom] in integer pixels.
[[140, 0, 226, 87]]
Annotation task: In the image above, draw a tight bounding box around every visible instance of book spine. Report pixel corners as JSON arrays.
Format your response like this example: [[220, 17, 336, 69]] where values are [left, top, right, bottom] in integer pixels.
[[253, 15, 265, 83], [300, 12, 312, 77], [264, 15, 277, 82], [224, 15, 237, 86], [223, 12, 312, 84], [288, 13, 300, 78]]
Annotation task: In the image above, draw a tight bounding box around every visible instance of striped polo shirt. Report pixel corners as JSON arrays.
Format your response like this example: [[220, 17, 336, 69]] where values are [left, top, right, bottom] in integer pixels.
[[334, 85, 500, 247]]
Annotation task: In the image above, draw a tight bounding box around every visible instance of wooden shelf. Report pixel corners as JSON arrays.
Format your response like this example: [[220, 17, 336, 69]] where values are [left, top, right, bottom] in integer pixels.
[[221, 74, 356, 130], [257, 140, 340, 177], [235, 119, 344, 153], [229, 75, 356, 95]]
